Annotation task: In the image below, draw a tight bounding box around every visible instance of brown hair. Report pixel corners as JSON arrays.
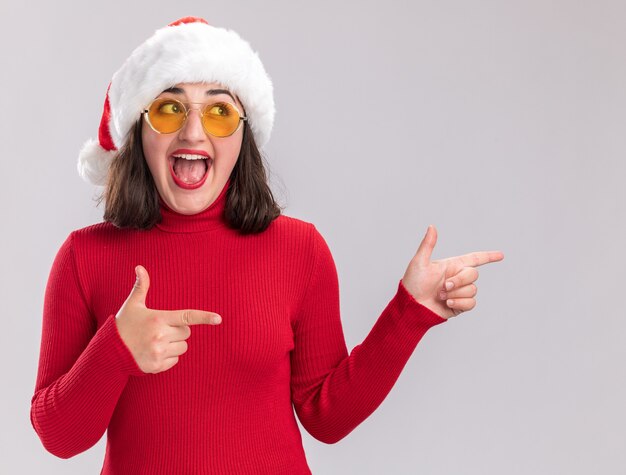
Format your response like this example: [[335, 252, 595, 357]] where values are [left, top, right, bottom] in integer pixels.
[[96, 118, 283, 234]]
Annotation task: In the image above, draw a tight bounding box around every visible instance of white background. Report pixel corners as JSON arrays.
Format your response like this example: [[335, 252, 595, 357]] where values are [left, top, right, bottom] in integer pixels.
[[2, 0, 624, 473]]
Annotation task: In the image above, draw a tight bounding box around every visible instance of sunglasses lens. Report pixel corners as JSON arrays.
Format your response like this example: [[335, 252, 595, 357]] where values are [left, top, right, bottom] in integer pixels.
[[202, 102, 241, 137], [147, 99, 185, 133], [146, 99, 242, 136]]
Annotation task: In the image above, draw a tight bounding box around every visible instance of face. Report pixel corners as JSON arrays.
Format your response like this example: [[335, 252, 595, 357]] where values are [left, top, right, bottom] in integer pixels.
[[141, 81, 245, 215]]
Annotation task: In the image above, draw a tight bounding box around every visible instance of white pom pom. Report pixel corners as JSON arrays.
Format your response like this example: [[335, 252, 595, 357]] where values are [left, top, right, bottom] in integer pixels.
[[77, 138, 117, 186]]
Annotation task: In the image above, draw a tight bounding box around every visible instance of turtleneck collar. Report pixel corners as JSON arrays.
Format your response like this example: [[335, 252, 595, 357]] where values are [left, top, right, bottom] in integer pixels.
[[155, 178, 231, 233]]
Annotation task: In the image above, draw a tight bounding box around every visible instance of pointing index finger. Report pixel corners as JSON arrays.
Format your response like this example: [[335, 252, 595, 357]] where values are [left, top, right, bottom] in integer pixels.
[[454, 250, 505, 268], [165, 309, 222, 326]]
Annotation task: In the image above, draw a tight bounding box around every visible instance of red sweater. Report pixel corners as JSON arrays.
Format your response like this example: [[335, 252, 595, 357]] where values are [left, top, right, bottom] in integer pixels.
[[31, 178, 447, 474]]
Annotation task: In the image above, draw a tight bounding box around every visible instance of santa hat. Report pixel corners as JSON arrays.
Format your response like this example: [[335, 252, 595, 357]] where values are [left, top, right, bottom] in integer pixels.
[[77, 16, 275, 186]]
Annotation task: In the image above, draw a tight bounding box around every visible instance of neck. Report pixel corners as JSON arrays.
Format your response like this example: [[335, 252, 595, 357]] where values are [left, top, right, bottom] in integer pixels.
[[155, 178, 231, 233]]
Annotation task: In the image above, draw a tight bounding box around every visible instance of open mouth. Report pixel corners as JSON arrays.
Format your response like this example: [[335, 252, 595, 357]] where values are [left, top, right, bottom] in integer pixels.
[[168, 153, 212, 190]]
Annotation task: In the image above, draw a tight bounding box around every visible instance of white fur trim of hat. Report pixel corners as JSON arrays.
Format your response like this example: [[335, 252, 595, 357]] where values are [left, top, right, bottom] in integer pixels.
[[77, 16, 275, 186]]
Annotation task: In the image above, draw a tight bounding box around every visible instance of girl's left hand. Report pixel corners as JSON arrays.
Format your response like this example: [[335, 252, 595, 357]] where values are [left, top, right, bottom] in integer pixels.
[[401, 225, 504, 319]]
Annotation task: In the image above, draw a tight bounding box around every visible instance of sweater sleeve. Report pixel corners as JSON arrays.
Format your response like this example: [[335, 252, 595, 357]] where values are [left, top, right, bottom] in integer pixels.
[[30, 232, 145, 459], [290, 225, 447, 444]]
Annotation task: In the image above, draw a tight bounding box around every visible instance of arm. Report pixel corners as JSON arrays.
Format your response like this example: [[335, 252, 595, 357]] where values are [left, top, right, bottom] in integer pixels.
[[30, 232, 144, 458], [290, 225, 447, 444]]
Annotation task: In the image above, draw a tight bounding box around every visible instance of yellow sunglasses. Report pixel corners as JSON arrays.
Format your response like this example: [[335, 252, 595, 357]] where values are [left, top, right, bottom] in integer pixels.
[[142, 98, 248, 137]]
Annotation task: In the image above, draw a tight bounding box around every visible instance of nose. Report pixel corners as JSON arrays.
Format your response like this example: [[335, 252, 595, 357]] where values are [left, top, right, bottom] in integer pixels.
[[177, 106, 208, 143]]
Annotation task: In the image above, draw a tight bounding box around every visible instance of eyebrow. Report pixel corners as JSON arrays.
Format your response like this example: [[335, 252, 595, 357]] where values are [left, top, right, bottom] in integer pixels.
[[160, 86, 237, 103]]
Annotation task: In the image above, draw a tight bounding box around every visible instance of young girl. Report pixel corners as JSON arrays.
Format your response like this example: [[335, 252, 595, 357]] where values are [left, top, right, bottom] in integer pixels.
[[30, 16, 504, 474]]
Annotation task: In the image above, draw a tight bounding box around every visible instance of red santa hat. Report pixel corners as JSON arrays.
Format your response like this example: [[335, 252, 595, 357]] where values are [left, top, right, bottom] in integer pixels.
[[77, 16, 275, 186]]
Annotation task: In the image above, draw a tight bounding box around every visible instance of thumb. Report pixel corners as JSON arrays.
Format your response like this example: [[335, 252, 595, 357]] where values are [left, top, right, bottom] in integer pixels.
[[128, 265, 150, 306], [414, 224, 437, 266]]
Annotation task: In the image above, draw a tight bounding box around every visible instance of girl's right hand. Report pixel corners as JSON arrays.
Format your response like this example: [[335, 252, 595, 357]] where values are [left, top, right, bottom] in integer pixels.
[[114, 265, 222, 374]]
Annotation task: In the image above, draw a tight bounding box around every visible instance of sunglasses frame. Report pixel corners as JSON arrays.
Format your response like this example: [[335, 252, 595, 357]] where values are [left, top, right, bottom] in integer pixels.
[[141, 98, 248, 137]]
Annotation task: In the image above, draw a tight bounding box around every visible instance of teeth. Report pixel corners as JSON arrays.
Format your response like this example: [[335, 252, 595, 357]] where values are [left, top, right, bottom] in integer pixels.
[[172, 153, 208, 160]]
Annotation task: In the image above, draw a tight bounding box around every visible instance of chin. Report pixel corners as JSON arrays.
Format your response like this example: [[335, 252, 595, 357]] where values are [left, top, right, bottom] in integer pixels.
[[168, 198, 201, 215], [165, 191, 213, 214]]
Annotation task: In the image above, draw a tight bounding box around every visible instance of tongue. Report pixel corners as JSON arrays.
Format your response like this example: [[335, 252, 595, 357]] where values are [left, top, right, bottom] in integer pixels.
[[173, 158, 208, 184]]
